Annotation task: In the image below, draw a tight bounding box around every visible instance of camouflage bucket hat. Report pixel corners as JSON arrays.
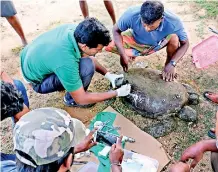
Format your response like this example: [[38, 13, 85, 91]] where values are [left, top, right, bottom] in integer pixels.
[[13, 107, 86, 167]]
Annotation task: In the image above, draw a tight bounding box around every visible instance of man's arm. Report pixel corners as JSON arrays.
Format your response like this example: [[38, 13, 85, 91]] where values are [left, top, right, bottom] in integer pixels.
[[171, 39, 189, 63], [113, 25, 126, 59], [70, 84, 130, 105], [113, 25, 129, 72], [162, 39, 189, 82], [86, 56, 107, 76], [110, 136, 124, 172], [181, 139, 218, 168], [70, 87, 116, 105]]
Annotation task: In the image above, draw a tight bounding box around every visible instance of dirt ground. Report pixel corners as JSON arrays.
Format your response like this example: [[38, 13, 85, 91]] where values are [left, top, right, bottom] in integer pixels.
[[1, 0, 218, 171]]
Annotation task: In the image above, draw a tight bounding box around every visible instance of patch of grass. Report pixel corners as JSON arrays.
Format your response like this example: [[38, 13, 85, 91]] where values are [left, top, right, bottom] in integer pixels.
[[11, 46, 23, 56], [173, 120, 201, 160], [155, 64, 163, 71], [194, 74, 218, 91], [173, 108, 215, 160], [195, 21, 206, 39], [195, 0, 218, 18], [202, 110, 215, 131]]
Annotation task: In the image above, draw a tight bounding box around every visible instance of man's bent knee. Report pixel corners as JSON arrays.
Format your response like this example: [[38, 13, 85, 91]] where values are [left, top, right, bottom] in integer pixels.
[[168, 34, 179, 47], [79, 57, 95, 77]]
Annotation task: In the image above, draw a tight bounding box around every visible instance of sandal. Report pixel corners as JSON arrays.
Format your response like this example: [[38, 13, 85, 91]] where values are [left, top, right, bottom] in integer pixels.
[[203, 91, 218, 104], [208, 128, 216, 139]]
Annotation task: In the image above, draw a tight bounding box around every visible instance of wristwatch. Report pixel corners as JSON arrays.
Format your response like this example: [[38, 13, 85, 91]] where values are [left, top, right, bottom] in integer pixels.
[[170, 60, 176, 67]]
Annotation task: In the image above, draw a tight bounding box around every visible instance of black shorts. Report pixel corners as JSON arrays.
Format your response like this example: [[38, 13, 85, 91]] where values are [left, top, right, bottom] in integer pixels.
[[1, 0, 17, 17]]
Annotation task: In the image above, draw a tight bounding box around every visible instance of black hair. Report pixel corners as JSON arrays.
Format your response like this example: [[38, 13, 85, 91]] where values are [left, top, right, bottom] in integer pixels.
[[16, 148, 74, 172], [140, 1, 164, 25], [74, 17, 111, 48], [1, 81, 24, 121]]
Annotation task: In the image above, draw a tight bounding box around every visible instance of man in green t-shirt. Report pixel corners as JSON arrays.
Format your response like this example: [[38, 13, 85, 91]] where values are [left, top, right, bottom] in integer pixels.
[[20, 18, 130, 107]]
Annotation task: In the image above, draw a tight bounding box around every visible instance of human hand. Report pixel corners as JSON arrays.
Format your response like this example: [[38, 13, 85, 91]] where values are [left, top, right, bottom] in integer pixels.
[[170, 162, 190, 172], [180, 141, 205, 168], [105, 72, 124, 88], [120, 54, 129, 72], [74, 129, 97, 154], [162, 63, 177, 82], [116, 84, 131, 97], [109, 136, 124, 164]]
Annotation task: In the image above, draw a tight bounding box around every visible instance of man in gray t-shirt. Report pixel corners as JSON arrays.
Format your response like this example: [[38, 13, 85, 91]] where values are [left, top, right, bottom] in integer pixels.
[[106, 1, 189, 82]]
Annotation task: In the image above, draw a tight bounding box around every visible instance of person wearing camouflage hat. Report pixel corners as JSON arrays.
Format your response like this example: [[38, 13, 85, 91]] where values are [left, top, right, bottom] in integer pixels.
[[1, 107, 97, 172], [13, 107, 124, 172], [0, 81, 124, 172]]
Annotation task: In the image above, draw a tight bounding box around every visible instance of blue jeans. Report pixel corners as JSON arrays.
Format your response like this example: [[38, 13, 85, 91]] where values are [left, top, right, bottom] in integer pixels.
[[13, 79, 29, 108], [11, 80, 29, 125], [0, 153, 16, 172], [32, 58, 95, 103]]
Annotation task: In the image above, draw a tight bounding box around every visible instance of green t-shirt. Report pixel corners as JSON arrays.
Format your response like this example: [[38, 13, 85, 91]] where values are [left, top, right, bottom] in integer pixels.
[[20, 24, 82, 92]]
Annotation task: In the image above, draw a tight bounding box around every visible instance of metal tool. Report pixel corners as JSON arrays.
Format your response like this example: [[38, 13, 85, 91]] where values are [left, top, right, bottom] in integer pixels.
[[98, 131, 135, 143], [209, 27, 218, 35], [72, 161, 88, 165], [94, 120, 111, 130], [106, 126, 121, 132]]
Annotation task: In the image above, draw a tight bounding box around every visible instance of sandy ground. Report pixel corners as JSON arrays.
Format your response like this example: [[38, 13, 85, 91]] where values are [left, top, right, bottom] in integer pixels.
[[1, 0, 218, 171]]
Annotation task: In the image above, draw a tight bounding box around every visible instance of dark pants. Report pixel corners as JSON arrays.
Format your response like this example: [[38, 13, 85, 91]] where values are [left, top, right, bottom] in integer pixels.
[[32, 58, 95, 103], [0, 153, 16, 172], [14, 79, 29, 108], [211, 152, 218, 172]]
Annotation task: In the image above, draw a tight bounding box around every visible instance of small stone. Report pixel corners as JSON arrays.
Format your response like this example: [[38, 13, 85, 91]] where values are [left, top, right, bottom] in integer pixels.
[[188, 93, 199, 105], [178, 106, 197, 122]]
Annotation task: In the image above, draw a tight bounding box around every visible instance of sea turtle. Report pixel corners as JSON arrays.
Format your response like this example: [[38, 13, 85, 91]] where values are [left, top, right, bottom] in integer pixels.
[[119, 68, 199, 138]]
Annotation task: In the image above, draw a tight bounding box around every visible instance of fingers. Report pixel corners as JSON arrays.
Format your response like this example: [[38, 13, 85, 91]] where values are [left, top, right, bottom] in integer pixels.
[[162, 72, 166, 81], [89, 141, 97, 148], [162, 72, 177, 82], [123, 64, 128, 72], [111, 144, 116, 151], [89, 128, 97, 136], [170, 73, 174, 82], [87, 129, 97, 141], [190, 159, 198, 168], [116, 136, 123, 147], [180, 151, 193, 163]]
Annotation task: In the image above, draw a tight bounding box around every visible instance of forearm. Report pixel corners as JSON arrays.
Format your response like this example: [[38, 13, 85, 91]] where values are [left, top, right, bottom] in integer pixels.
[[88, 56, 108, 75], [171, 40, 189, 63], [71, 91, 117, 105], [113, 27, 125, 56], [111, 165, 122, 172], [201, 139, 218, 153]]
